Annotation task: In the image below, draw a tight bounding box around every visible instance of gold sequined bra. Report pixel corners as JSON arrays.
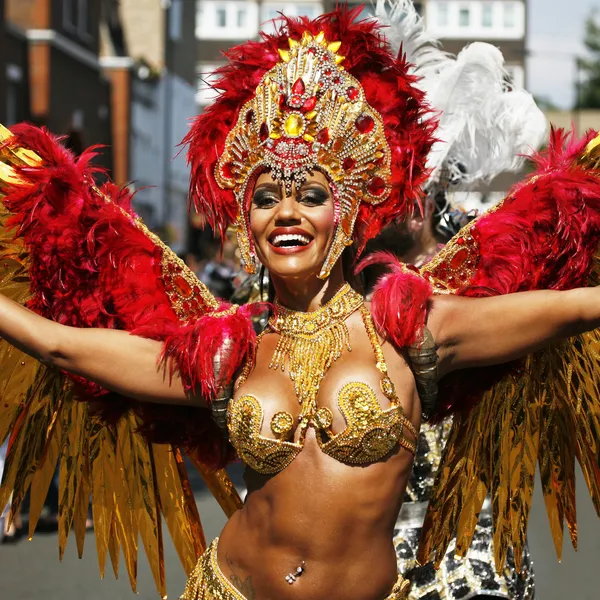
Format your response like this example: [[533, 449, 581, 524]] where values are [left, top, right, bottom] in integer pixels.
[[227, 288, 418, 475]]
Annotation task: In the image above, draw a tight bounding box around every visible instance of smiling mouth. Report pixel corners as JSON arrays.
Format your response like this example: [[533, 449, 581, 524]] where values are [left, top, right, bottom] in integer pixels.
[[269, 233, 313, 248]]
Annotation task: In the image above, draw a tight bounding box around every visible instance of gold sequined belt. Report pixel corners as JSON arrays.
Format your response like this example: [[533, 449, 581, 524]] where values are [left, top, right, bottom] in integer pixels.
[[397, 497, 492, 529], [180, 537, 411, 600]]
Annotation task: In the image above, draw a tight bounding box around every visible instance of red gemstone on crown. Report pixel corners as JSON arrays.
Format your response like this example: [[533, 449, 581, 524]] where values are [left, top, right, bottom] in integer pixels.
[[241, 150, 249, 161], [347, 86, 359, 101], [307, 47, 316, 55], [279, 94, 287, 107], [289, 94, 303, 108], [302, 96, 317, 112], [245, 109, 254, 125], [333, 77, 341, 84], [292, 78, 305, 95], [342, 157, 356, 170], [315, 128, 330, 144], [222, 162, 235, 179], [324, 69, 332, 76], [355, 114, 375, 134], [174, 275, 193, 298], [366, 176, 386, 196], [259, 123, 269, 141], [450, 249, 469, 270]]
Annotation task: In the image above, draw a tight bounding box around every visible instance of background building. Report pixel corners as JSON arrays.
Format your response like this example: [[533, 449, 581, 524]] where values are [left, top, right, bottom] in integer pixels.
[[100, 0, 198, 254], [4, 0, 112, 166], [423, 0, 527, 88], [195, 0, 324, 107]]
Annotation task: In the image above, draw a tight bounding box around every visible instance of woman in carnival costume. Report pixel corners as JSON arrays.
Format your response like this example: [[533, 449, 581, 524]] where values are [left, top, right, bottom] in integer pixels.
[[375, 2, 546, 597], [1, 7, 600, 600]]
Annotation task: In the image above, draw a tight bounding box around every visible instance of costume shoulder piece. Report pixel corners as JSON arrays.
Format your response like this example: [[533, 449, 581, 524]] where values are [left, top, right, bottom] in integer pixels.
[[0, 124, 255, 596], [413, 129, 600, 572]]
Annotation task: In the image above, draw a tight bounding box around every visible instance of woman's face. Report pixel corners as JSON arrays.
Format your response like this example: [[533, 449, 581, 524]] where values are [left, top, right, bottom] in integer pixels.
[[249, 170, 336, 280]]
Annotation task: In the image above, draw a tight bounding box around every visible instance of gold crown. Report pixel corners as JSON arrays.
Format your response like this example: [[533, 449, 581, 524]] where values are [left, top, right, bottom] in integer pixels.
[[215, 31, 392, 279]]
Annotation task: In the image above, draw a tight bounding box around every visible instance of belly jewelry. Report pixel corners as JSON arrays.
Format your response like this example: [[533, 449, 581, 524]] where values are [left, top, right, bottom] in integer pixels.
[[285, 561, 306, 584]]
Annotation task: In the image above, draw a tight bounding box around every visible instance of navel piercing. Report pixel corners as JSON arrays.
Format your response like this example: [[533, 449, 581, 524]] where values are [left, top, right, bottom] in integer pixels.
[[285, 561, 306, 584]]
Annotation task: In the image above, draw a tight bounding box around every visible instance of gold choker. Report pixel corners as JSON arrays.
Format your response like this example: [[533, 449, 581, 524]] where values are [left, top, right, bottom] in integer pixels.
[[268, 284, 364, 417]]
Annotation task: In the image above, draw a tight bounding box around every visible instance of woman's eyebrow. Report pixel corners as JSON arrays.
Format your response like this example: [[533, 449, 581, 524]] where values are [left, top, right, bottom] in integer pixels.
[[299, 182, 328, 192], [253, 183, 280, 193]]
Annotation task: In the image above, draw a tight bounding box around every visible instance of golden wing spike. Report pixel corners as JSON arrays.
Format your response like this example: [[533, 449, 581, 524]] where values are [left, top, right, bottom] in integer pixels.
[[107, 515, 120, 580], [278, 49, 291, 62], [153, 445, 204, 575], [73, 450, 92, 558], [28, 418, 62, 538], [115, 417, 140, 593], [89, 421, 118, 578], [129, 416, 166, 597], [327, 41, 342, 53], [58, 399, 89, 561]]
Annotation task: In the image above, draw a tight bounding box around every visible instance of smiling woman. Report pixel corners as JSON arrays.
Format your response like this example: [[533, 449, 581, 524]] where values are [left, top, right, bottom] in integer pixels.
[[3, 6, 600, 600]]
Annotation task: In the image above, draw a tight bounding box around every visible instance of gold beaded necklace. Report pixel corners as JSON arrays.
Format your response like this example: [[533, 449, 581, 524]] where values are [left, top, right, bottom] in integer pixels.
[[268, 283, 364, 418]]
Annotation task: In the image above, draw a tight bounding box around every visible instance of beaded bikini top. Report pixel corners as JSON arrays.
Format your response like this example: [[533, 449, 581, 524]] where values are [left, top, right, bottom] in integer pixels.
[[227, 285, 417, 475]]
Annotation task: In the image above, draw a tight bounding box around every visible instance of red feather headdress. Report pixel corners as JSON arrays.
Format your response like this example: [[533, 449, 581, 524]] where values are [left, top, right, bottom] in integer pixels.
[[183, 7, 436, 277]]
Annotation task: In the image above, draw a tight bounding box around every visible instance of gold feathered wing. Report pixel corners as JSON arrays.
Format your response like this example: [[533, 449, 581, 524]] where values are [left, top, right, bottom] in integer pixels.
[[416, 131, 600, 571], [0, 124, 242, 597]]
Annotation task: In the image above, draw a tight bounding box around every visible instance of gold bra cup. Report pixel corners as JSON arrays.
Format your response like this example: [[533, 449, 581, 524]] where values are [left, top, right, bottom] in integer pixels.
[[317, 381, 417, 464], [228, 395, 302, 475]]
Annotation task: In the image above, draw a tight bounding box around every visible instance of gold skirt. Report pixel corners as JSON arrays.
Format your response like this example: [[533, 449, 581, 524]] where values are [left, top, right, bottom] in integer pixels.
[[180, 538, 411, 600]]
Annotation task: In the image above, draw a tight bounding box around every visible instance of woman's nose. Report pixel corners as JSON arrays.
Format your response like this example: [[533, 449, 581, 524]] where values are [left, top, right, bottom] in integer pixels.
[[275, 192, 300, 223]]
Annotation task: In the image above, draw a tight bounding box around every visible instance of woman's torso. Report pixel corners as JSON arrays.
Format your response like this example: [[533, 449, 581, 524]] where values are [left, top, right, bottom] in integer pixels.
[[218, 307, 421, 600]]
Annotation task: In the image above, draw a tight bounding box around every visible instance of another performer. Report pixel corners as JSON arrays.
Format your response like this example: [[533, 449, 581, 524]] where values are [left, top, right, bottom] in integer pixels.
[[1, 8, 600, 600], [376, 3, 545, 597]]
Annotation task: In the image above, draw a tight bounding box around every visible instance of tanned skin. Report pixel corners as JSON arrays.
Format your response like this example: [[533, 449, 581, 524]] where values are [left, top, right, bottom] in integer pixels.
[[1, 172, 600, 598]]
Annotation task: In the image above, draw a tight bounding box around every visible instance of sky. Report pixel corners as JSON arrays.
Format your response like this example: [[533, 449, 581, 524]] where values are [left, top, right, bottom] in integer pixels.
[[528, 0, 600, 108]]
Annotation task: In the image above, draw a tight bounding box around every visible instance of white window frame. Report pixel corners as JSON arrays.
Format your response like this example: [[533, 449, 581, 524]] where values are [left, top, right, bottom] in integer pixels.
[[504, 2, 516, 28], [481, 3, 493, 28], [437, 2, 449, 27], [196, 1, 260, 40], [261, 3, 324, 31]]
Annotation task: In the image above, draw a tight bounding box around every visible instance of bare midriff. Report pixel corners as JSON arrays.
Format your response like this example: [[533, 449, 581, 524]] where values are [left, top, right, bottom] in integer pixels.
[[218, 436, 415, 600], [216, 313, 420, 600]]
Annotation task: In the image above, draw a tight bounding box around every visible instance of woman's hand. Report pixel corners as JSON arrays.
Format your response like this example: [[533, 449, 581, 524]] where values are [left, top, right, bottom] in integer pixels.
[[427, 287, 600, 377], [0, 293, 207, 407]]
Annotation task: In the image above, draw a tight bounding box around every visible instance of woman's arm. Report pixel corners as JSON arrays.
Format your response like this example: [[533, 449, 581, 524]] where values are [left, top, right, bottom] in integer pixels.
[[428, 287, 600, 376], [0, 294, 207, 407]]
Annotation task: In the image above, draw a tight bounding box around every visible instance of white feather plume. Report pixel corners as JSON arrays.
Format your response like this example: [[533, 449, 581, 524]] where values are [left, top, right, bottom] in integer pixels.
[[374, 0, 548, 187]]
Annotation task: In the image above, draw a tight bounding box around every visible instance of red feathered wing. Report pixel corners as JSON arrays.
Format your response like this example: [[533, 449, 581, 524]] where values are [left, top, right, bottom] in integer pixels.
[[0, 123, 246, 596], [415, 128, 600, 572]]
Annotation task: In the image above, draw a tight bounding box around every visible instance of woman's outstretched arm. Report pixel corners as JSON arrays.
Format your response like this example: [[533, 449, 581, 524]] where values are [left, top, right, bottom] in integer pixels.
[[0, 293, 206, 407], [429, 287, 600, 376]]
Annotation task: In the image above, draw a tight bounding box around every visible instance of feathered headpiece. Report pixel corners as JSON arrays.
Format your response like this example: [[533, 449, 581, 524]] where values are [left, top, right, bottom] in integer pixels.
[[184, 7, 435, 278]]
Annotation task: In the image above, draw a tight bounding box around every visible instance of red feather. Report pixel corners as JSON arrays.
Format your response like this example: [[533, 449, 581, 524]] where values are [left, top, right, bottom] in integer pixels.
[[358, 251, 432, 347]]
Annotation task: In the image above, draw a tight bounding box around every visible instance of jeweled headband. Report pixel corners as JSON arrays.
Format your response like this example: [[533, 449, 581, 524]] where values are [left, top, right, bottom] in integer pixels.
[[185, 8, 435, 279]]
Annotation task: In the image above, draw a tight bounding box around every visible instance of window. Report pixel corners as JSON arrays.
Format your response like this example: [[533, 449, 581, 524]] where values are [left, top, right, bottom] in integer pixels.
[[437, 3, 449, 27], [63, 0, 91, 38], [237, 7, 247, 28], [504, 3, 516, 28], [459, 7, 470, 27], [482, 4, 493, 27], [413, 2, 423, 16], [216, 7, 227, 28]]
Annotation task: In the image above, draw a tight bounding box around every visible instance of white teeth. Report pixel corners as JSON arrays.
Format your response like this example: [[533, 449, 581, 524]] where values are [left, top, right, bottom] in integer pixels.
[[272, 234, 311, 247]]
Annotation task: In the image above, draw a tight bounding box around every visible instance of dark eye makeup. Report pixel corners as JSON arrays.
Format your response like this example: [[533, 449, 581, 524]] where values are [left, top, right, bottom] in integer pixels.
[[251, 183, 330, 208]]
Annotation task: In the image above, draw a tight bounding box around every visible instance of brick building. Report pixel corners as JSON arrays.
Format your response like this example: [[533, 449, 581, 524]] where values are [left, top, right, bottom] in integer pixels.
[[4, 0, 112, 167]]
